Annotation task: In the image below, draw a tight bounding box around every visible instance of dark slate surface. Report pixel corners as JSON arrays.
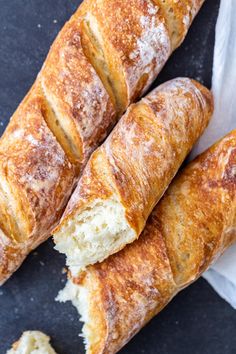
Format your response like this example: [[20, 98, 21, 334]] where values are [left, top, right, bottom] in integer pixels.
[[0, 0, 235, 353]]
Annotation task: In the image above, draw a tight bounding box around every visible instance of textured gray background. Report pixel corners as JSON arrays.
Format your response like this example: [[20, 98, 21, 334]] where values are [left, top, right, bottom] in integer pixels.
[[1, 1, 236, 353]]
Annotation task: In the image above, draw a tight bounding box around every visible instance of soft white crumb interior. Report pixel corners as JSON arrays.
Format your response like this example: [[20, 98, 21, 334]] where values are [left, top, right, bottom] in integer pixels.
[[54, 198, 136, 276], [7, 331, 56, 354], [56, 279, 90, 350]]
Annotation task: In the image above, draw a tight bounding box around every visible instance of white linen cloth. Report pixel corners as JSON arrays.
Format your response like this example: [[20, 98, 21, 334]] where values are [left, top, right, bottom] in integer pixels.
[[190, 0, 236, 308]]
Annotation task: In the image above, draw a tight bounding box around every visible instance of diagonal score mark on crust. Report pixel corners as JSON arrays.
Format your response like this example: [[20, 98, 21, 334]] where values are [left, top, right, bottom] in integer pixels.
[[0, 168, 29, 243], [39, 15, 118, 170], [151, 0, 185, 49], [0, 182, 20, 240], [151, 0, 204, 50], [80, 13, 128, 115], [39, 82, 83, 169]]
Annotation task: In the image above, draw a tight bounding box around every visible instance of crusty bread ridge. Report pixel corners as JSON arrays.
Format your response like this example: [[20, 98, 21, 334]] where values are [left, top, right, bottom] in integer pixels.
[[58, 130, 236, 354], [0, 84, 75, 285], [54, 78, 213, 276], [0, 0, 205, 283]]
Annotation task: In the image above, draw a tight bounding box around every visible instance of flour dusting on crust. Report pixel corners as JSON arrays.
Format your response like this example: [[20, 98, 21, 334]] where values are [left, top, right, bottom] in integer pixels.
[[127, 0, 171, 98]]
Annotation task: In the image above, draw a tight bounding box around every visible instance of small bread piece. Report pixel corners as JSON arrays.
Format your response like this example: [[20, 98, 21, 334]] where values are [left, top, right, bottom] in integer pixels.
[[58, 130, 236, 354], [7, 331, 56, 354], [0, 84, 75, 284], [53, 78, 213, 276]]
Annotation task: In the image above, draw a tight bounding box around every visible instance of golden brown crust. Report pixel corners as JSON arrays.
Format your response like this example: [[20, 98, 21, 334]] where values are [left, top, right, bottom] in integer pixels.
[[162, 130, 236, 287], [0, 228, 28, 285], [153, 0, 205, 49], [41, 16, 116, 167], [0, 0, 204, 282], [0, 84, 75, 283], [0, 84, 75, 238], [56, 78, 213, 241], [85, 216, 178, 354], [72, 130, 236, 354], [40, 0, 205, 165], [79, 0, 171, 112]]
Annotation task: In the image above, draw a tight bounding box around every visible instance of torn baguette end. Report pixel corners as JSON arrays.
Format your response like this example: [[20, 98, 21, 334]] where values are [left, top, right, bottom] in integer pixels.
[[53, 198, 136, 276], [57, 276, 107, 354]]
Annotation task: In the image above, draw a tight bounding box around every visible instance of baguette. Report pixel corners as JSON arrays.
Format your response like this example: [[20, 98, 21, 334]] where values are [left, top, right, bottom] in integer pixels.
[[7, 331, 57, 354], [53, 78, 213, 276], [58, 130, 236, 354], [0, 0, 205, 283]]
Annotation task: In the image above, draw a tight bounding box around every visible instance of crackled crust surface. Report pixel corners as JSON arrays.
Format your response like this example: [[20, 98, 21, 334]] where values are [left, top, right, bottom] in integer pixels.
[[0, 228, 29, 285], [153, 0, 205, 49], [79, 0, 171, 111], [0, 85, 75, 240], [70, 130, 236, 354], [0, 0, 205, 283], [162, 130, 236, 287], [0, 85, 75, 284], [41, 17, 116, 167], [56, 78, 213, 249]]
